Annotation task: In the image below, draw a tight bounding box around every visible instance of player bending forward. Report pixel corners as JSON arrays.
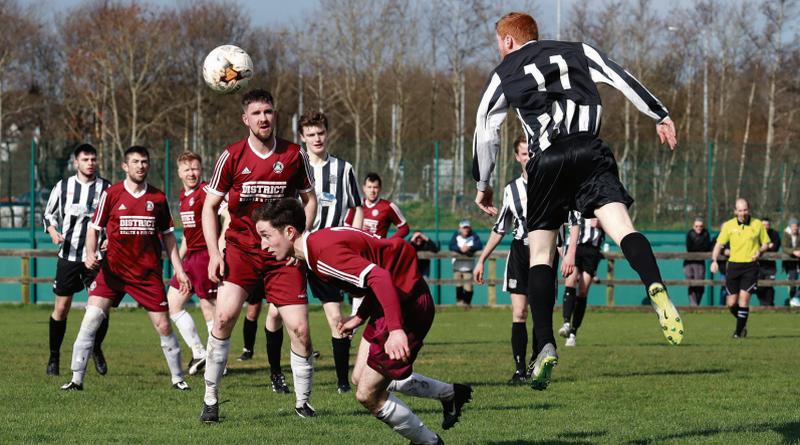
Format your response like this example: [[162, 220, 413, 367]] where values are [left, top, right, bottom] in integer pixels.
[[255, 198, 472, 445], [61, 146, 191, 391]]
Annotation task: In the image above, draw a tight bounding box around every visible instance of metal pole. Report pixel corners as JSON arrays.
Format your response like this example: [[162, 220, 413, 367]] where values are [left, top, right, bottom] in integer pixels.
[[707, 143, 713, 230], [164, 139, 172, 279], [29, 138, 37, 303], [434, 141, 441, 304], [556, 0, 561, 40]]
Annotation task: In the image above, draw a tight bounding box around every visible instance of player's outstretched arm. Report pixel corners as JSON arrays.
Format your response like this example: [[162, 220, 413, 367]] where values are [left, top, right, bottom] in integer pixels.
[[473, 72, 508, 216], [300, 190, 317, 232], [475, 231, 504, 284], [202, 192, 224, 283], [164, 232, 191, 295]]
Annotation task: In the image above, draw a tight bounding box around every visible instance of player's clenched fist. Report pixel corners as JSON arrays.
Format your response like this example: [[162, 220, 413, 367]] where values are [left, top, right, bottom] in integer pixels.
[[337, 315, 363, 337], [385, 329, 410, 362], [208, 252, 225, 284]]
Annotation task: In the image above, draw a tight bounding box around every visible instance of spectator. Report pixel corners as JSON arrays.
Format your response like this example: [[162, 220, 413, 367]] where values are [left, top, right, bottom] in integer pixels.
[[756, 217, 781, 306], [782, 217, 800, 305], [410, 231, 440, 278], [684, 217, 712, 306], [450, 220, 482, 307]]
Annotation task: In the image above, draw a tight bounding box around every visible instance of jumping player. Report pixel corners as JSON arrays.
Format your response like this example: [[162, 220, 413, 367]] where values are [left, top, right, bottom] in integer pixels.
[[473, 12, 684, 390], [200, 89, 318, 421], [60, 146, 191, 391], [43, 143, 111, 376], [254, 198, 471, 445]]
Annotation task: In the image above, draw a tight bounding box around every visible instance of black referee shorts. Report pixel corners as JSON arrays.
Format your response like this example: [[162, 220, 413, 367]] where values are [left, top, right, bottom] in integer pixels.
[[52, 257, 97, 296], [308, 272, 344, 303], [575, 244, 603, 277], [526, 133, 633, 231], [725, 262, 759, 295], [504, 238, 529, 294]]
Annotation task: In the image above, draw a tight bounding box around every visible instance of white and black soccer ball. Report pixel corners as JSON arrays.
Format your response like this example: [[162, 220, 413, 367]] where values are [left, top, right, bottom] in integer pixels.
[[202, 45, 254, 94]]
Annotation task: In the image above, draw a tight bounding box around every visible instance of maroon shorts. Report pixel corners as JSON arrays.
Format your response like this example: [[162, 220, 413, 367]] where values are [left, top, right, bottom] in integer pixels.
[[364, 284, 435, 380], [169, 249, 218, 300], [223, 243, 308, 306], [89, 266, 167, 312]]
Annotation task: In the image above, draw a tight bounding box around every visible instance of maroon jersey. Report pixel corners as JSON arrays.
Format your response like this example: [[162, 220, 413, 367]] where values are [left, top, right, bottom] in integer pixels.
[[304, 226, 422, 329], [179, 181, 208, 252], [91, 182, 174, 282], [206, 137, 314, 254], [346, 198, 408, 238]]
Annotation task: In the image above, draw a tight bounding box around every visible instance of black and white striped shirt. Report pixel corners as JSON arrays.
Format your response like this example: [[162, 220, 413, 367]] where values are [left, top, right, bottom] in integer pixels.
[[564, 211, 605, 248], [473, 40, 670, 191], [492, 176, 527, 241], [310, 154, 362, 230], [43, 175, 110, 262]]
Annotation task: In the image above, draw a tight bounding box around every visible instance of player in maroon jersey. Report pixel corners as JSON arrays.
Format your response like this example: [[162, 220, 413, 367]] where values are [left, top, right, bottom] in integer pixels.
[[346, 172, 409, 239], [200, 89, 318, 422], [166, 151, 228, 376], [254, 198, 472, 445], [60, 146, 191, 392]]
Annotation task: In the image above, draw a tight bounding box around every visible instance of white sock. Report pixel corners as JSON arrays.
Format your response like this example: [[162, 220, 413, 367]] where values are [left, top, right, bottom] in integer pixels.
[[203, 334, 230, 405], [205, 320, 214, 337], [160, 333, 184, 384], [351, 297, 364, 316], [388, 373, 454, 401], [376, 394, 439, 444], [170, 310, 205, 359], [290, 350, 313, 408], [70, 305, 106, 385]]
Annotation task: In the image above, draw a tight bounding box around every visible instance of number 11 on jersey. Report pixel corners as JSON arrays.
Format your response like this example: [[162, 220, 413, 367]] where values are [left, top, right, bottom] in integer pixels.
[[524, 55, 571, 92]]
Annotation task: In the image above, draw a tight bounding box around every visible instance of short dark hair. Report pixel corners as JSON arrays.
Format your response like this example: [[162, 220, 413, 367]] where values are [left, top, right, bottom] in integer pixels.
[[252, 198, 305, 233], [364, 172, 382, 187], [762, 217, 771, 223], [73, 143, 97, 159], [124, 146, 150, 161], [298, 111, 328, 133], [513, 135, 527, 154], [241, 89, 274, 111]]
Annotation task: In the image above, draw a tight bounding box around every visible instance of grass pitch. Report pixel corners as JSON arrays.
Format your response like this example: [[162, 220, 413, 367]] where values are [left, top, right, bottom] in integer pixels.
[[2, 305, 799, 444]]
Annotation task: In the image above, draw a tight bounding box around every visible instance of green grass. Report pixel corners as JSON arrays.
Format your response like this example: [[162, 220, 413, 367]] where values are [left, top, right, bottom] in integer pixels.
[[2, 305, 799, 444]]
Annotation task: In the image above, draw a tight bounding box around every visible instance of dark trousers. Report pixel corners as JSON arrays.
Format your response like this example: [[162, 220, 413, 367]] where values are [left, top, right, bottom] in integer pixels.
[[684, 263, 706, 306]]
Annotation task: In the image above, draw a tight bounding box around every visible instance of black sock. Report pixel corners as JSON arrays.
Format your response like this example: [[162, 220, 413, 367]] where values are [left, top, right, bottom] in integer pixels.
[[464, 290, 474, 305], [571, 297, 588, 334], [456, 287, 464, 302], [242, 317, 257, 352], [620, 232, 663, 290], [265, 327, 283, 374], [49, 317, 67, 356], [735, 307, 749, 335], [729, 304, 739, 318], [528, 265, 556, 352], [531, 324, 539, 357], [332, 337, 352, 386], [93, 315, 109, 352], [562, 287, 577, 323], [511, 322, 528, 374]]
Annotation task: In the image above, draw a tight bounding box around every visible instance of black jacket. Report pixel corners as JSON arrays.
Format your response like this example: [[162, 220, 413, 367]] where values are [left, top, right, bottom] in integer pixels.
[[685, 229, 712, 266]]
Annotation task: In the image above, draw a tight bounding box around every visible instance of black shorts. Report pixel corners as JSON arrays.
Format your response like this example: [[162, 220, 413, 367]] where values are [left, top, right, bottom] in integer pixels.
[[526, 133, 634, 231], [53, 258, 97, 296], [308, 272, 344, 303], [575, 244, 602, 277], [504, 238, 529, 294], [725, 262, 759, 295]]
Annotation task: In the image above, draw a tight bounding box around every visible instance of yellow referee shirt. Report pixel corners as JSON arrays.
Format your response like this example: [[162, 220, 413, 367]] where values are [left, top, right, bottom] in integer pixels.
[[716, 217, 770, 263]]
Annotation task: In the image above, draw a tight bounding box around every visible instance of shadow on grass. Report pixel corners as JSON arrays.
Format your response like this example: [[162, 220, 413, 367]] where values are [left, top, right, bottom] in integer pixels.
[[599, 367, 728, 379], [487, 430, 607, 445], [624, 420, 800, 444], [425, 340, 505, 346], [337, 402, 559, 417]]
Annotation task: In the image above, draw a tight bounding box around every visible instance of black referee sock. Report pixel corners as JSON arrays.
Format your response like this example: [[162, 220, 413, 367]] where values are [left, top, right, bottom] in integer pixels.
[[332, 337, 352, 386], [562, 287, 577, 323], [265, 327, 283, 374], [242, 317, 257, 353], [572, 297, 588, 334], [49, 317, 67, 356], [511, 322, 528, 374], [93, 315, 109, 352], [620, 232, 663, 290], [528, 265, 557, 352], [729, 304, 739, 318], [735, 307, 750, 335]]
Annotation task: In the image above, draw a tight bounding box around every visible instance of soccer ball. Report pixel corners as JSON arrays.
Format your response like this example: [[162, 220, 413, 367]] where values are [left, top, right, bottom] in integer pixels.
[[202, 45, 254, 94], [790, 296, 800, 307]]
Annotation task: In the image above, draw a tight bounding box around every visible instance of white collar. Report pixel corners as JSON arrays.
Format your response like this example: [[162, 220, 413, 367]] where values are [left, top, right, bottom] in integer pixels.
[[365, 198, 381, 208], [248, 135, 276, 160], [123, 180, 147, 199]]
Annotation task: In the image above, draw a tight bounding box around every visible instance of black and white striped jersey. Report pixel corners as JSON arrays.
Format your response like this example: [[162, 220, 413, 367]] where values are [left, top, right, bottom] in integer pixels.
[[310, 154, 362, 230], [492, 176, 527, 241], [43, 175, 111, 262], [473, 40, 670, 191], [563, 210, 605, 248]]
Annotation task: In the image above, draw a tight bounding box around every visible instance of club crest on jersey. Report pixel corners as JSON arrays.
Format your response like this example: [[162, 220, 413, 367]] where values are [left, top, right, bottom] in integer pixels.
[[146, 201, 154, 211], [372, 209, 379, 217], [242, 166, 252, 175], [90, 281, 97, 291], [273, 161, 284, 174], [189, 197, 195, 207], [329, 174, 337, 185]]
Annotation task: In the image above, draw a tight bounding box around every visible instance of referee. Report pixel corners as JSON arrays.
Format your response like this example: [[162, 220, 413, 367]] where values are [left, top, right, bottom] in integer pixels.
[[472, 12, 683, 390], [43, 143, 111, 376], [710, 198, 770, 338]]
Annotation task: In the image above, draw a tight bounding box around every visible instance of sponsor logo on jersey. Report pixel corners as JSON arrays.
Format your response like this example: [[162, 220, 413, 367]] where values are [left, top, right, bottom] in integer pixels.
[[146, 201, 154, 211], [240, 181, 289, 203], [363, 219, 379, 234], [180, 211, 196, 228], [118, 203, 127, 210], [273, 161, 284, 174], [319, 191, 336, 207], [119, 215, 156, 235], [242, 167, 252, 175]]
